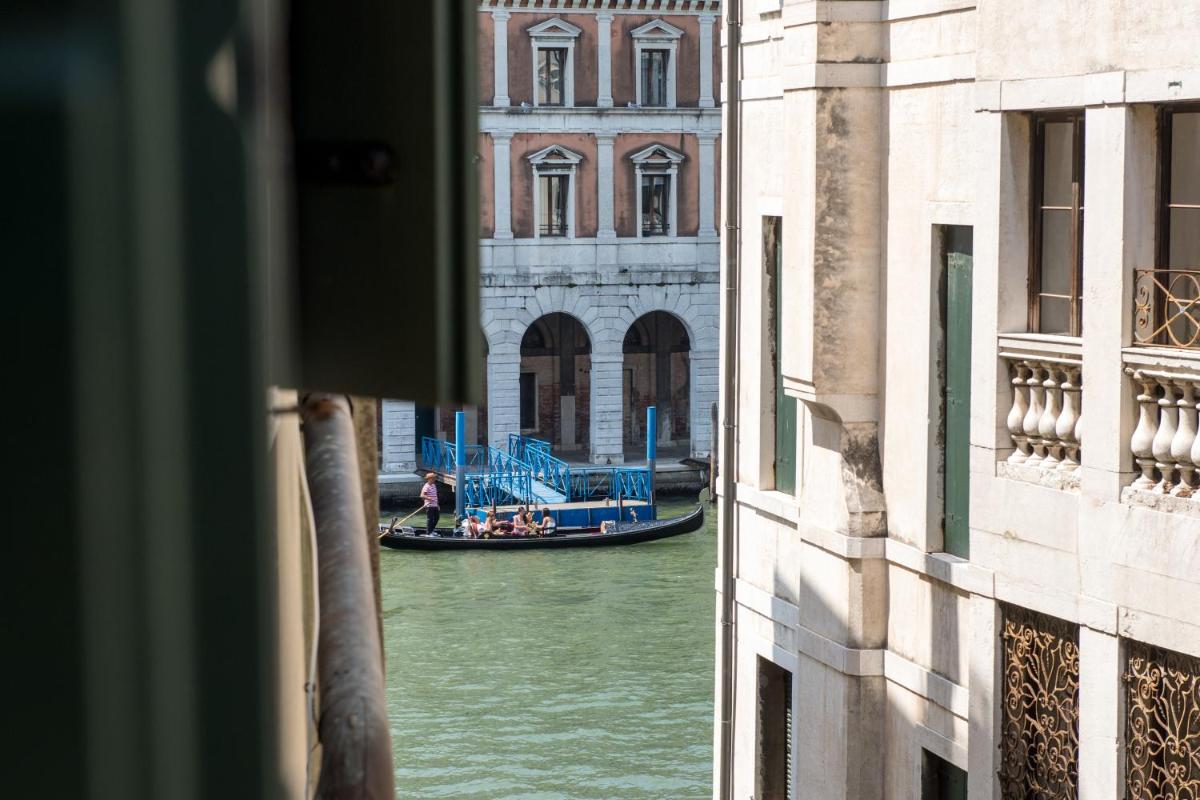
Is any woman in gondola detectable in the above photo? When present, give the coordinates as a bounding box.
[512,507,530,537]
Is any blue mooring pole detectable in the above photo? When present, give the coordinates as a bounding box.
[455,411,466,522]
[646,405,657,509]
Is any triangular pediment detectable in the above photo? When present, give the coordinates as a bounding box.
[629,143,685,166]
[527,17,582,40]
[630,19,685,40]
[527,144,584,166]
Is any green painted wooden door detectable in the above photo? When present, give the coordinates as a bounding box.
[944,228,973,558]
[771,218,797,495]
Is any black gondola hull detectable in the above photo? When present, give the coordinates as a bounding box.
[379,506,704,551]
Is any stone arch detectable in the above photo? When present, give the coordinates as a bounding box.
[518,311,593,455]
[621,311,692,454]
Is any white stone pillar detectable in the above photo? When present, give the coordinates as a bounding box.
[698,132,718,238]
[698,14,716,108]
[597,12,614,108]
[380,399,417,472]
[493,133,513,239]
[487,346,521,453]
[597,134,616,239]
[492,11,510,107]
[1080,105,1155,500]
[967,596,1001,800]
[1078,627,1123,800]
[590,350,625,464]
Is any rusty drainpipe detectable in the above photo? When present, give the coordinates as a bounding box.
[717,0,741,797]
[301,393,394,799]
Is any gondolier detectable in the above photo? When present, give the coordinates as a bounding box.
[421,473,440,535]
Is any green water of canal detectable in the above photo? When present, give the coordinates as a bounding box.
[379,496,716,799]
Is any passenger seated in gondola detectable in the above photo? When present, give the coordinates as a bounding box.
[462,515,482,539]
[512,507,529,537]
[539,509,557,536]
[481,510,497,538]
[526,506,543,537]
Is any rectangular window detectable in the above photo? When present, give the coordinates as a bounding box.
[1137,105,1200,348]
[1030,112,1085,336]
[539,174,569,236]
[537,48,566,106]
[1125,640,1200,798]
[755,656,792,800]
[765,217,796,495]
[519,373,537,430]
[641,174,670,236]
[998,606,1079,799]
[640,49,668,107]
[922,751,967,800]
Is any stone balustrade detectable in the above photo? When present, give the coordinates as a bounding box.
[999,337,1083,488]
[1126,365,1200,497]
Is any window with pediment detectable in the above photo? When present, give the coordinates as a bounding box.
[527,18,581,107]
[630,143,685,238]
[527,144,582,239]
[630,19,683,108]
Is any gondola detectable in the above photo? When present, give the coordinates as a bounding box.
[379,505,704,551]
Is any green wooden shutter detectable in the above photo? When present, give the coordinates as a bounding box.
[944,229,973,558]
[772,218,797,495]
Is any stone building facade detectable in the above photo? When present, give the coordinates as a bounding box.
[717,1,1200,799]
[381,0,722,472]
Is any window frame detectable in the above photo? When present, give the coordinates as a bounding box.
[526,144,582,240]
[1028,111,1086,337]
[629,143,685,239]
[536,47,567,107]
[630,19,683,109]
[639,48,670,107]
[640,173,671,236]
[526,18,580,108]
[537,172,570,237]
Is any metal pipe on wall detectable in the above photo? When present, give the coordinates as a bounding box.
[716,0,742,796]
[301,393,394,799]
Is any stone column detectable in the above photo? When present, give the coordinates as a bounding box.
[492,11,510,107]
[690,345,719,457]
[493,133,513,239]
[1080,105,1155,500]
[1078,627,1123,800]
[487,346,521,453]
[698,14,716,108]
[698,132,718,238]
[589,350,625,464]
[380,399,416,472]
[596,134,616,239]
[597,12,614,108]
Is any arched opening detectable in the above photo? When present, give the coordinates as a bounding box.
[623,311,690,456]
[520,313,591,455]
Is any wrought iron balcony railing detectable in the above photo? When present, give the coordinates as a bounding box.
[1134,268,1200,349]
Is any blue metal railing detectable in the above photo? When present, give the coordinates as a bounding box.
[507,433,552,462]
[421,435,651,506]
[569,467,651,502]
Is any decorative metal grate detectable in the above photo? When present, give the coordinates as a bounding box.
[1125,641,1200,799]
[999,606,1080,800]
[1134,268,1200,349]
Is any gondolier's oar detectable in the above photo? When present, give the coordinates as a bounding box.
[378,506,424,539]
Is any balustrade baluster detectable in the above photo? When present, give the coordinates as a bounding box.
[1152,379,1179,493]
[1171,381,1198,497]
[1039,365,1062,469]
[1023,363,1046,467]
[1007,362,1031,463]
[1057,367,1081,472]
[1130,371,1160,490]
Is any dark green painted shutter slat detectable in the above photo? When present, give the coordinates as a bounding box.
[773,219,797,495]
[944,238,972,558]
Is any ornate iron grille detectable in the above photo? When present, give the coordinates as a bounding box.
[999,606,1080,799]
[1133,268,1200,349]
[1125,641,1200,799]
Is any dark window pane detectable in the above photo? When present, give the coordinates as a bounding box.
[539,174,568,236]
[1042,121,1075,207]
[1171,112,1200,206]
[641,50,668,106]
[1170,207,1200,267]
[641,174,669,235]
[1039,296,1072,335]
[1040,209,1073,295]
[519,373,536,429]
[538,48,565,105]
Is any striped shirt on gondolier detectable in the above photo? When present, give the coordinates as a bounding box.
[421,481,438,508]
